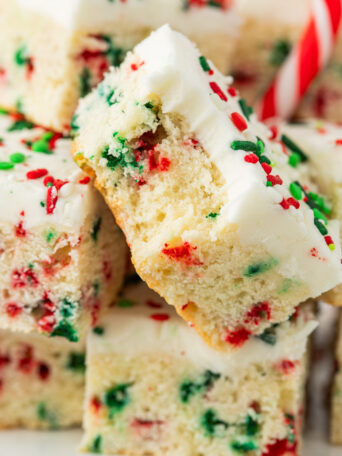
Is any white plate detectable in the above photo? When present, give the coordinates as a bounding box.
[0,303,341,456]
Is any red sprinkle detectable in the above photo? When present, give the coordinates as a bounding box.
[244,153,259,163]
[18,346,34,374]
[159,157,171,171]
[162,242,203,266]
[325,235,334,247]
[79,176,90,184]
[336,139,342,146]
[209,81,228,101]
[267,174,283,186]
[231,111,248,131]
[146,300,162,309]
[227,86,237,97]
[181,303,189,311]
[150,313,170,322]
[14,220,26,237]
[280,197,300,210]
[275,359,298,375]
[26,168,48,180]
[225,327,251,347]
[12,268,39,289]
[6,302,22,318]
[43,175,54,187]
[37,362,50,381]
[261,162,272,175]
[244,302,271,325]
[37,312,56,333]
[90,396,102,414]
[46,186,58,214]
[262,438,297,456]
[269,125,278,140]
[148,148,158,171]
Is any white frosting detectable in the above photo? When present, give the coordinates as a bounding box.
[15,0,239,36]
[88,282,317,374]
[0,113,94,231]
[282,121,342,187]
[235,0,311,25]
[129,25,341,297]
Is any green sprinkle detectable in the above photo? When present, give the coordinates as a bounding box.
[70,114,79,132]
[289,153,301,169]
[66,352,86,373]
[180,370,220,403]
[199,55,211,72]
[269,39,292,66]
[244,258,278,277]
[289,182,302,200]
[257,325,278,345]
[31,139,52,154]
[9,152,25,163]
[245,414,259,436]
[90,435,102,453]
[91,217,102,242]
[60,298,76,318]
[101,35,126,67]
[36,402,58,429]
[206,212,219,219]
[281,135,308,162]
[0,161,14,170]
[308,191,331,215]
[231,141,257,152]
[230,438,258,453]
[7,119,34,132]
[45,229,56,243]
[93,326,105,335]
[259,155,271,165]
[93,280,100,297]
[313,208,327,225]
[314,218,328,235]
[0,108,8,115]
[14,45,29,66]
[239,98,253,120]
[200,409,228,437]
[117,298,134,308]
[79,67,92,97]
[51,320,79,342]
[104,383,133,418]
[40,201,45,207]
[144,101,154,110]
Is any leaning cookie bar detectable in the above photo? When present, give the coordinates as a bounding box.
[73,25,341,351]
[81,280,315,455]
[280,120,342,306]
[0,110,126,341]
[0,0,237,132]
[0,329,85,429]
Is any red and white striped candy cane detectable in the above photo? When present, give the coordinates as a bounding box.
[258,0,342,120]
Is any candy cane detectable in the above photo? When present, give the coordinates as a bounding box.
[258,0,342,120]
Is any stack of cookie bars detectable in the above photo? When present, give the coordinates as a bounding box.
[0,1,342,455]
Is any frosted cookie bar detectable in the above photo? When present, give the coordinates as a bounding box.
[73,25,341,351]
[81,281,315,455]
[281,121,342,306]
[0,329,85,429]
[0,0,238,132]
[0,110,126,341]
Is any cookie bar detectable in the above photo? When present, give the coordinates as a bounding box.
[81,280,316,455]
[280,121,342,306]
[0,329,85,429]
[73,25,341,351]
[0,0,238,132]
[0,110,126,341]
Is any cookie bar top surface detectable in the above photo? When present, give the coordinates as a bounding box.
[77,25,342,297]
[89,281,317,375]
[15,0,238,34]
[0,111,94,231]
